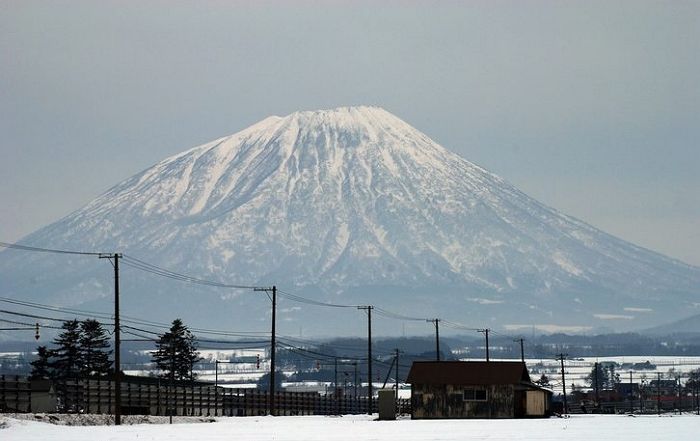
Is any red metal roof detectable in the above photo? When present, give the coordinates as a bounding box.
[407,361,531,385]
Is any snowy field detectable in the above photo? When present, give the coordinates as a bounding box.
[2,414,699,441]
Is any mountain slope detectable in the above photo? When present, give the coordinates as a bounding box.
[1,106,698,335]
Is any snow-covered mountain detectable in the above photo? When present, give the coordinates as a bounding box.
[1,106,698,336]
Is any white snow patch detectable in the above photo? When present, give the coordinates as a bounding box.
[552,251,584,277]
[467,297,504,305]
[594,313,635,320]
[504,324,593,333]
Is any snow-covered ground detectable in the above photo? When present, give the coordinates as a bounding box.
[520,356,700,393]
[2,414,699,441]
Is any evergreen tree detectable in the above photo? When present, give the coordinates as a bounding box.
[535,373,551,388]
[79,319,112,377]
[152,319,201,381]
[586,363,620,389]
[51,319,82,381]
[30,345,54,380]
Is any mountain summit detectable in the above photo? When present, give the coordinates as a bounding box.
[2,106,698,335]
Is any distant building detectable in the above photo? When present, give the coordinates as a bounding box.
[648,379,678,396]
[407,361,552,419]
[615,382,640,397]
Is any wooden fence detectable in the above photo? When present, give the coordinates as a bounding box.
[0,375,410,416]
[0,375,31,412]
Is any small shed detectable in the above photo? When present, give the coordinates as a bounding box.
[407,361,551,419]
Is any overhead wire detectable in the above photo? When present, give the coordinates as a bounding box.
[0,241,104,256]
[441,319,482,332]
[2,240,494,339]
[277,341,366,362]
[120,254,259,290]
[0,297,269,338]
[0,297,116,322]
[0,317,63,330]
[373,307,428,322]
[277,289,358,309]
[0,308,108,325]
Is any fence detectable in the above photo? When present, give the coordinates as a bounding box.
[0,375,31,412]
[0,375,410,417]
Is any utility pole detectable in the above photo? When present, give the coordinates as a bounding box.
[354,362,358,399]
[657,372,661,415]
[358,305,374,415]
[395,348,400,402]
[695,373,699,416]
[696,373,700,416]
[594,362,600,407]
[629,371,634,413]
[254,285,277,416]
[514,338,525,363]
[169,343,175,424]
[335,357,339,415]
[99,253,122,425]
[427,319,441,361]
[478,329,490,362]
[270,285,276,416]
[557,353,568,415]
[334,357,338,393]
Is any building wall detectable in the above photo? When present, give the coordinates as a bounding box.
[525,390,546,416]
[411,383,515,419]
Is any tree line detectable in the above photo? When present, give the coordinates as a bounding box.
[30,318,200,382]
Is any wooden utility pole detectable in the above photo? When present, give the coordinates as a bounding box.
[657,372,661,415]
[99,253,122,425]
[169,342,175,424]
[478,329,490,362]
[270,285,276,416]
[427,319,441,361]
[358,306,374,414]
[678,376,682,415]
[514,338,525,362]
[395,348,400,401]
[557,353,568,415]
[254,285,277,415]
[335,357,339,415]
[353,362,358,398]
[629,371,634,413]
[594,362,600,406]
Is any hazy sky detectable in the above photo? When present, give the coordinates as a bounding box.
[1,0,699,265]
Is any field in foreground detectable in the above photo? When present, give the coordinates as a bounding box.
[2,414,699,441]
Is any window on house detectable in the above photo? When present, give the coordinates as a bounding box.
[463,388,488,401]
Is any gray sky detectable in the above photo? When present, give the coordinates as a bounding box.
[1,0,699,265]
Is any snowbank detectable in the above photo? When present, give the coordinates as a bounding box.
[2,413,699,441]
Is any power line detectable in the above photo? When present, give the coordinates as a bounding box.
[441,319,481,332]
[0,297,268,338]
[373,307,427,322]
[0,297,116,322]
[0,317,62,330]
[120,255,258,290]
[277,341,366,362]
[277,290,358,309]
[120,327,270,347]
[3,241,517,340]
[0,241,103,256]
[0,308,106,325]
[3,241,482,334]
